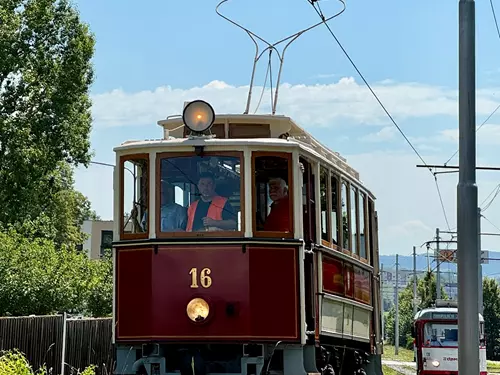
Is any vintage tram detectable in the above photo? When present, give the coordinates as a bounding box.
[112,100,383,375]
[412,300,487,375]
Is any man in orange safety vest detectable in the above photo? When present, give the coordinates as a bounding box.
[186,172,237,232]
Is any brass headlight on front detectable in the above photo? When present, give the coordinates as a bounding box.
[186,297,210,322]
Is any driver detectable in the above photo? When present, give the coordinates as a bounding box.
[186,172,237,231]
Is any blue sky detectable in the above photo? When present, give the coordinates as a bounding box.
[73,0,500,255]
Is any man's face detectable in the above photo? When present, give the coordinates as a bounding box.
[198,177,215,197]
[269,179,286,201]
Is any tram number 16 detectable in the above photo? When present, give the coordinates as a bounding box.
[189,267,212,288]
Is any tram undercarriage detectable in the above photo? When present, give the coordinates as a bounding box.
[115,338,378,375]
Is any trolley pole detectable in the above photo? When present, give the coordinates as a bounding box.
[458,0,480,374]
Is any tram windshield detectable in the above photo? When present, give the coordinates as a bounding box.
[423,322,458,347]
[157,152,242,234]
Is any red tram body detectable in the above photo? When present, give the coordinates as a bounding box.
[117,245,300,341]
[112,102,383,375]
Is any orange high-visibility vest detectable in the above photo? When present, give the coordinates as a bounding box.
[186,196,228,231]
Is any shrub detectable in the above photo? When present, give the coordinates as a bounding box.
[0,350,96,375]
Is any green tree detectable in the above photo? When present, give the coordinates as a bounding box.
[483,277,500,360]
[0,0,95,238]
[11,162,99,248]
[0,228,111,317]
[385,271,448,348]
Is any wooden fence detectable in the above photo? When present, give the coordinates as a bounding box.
[0,315,114,375]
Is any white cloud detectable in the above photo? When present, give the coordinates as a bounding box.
[346,151,500,255]
[77,78,500,256]
[439,124,500,146]
[90,77,500,129]
[360,126,396,142]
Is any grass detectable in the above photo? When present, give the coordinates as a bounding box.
[382,365,405,375]
[382,344,414,362]
[381,344,500,373]
[488,360,500,372]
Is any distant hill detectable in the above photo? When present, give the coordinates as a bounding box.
[379,251,500,277]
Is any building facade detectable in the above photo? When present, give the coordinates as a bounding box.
[80,220,114,259]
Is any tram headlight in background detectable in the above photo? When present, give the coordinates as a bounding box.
[183,100,215,134]
[186,297,210,322]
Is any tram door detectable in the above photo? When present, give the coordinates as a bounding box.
[301,158,317,337]
[300,157,316,244]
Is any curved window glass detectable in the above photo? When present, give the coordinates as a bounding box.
[120,154,149,240]
[252,152,293,237]
[157,152,243,236]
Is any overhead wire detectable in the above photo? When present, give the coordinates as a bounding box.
[442,0,500,166]
[307,0,452,231]
[482,214,500,233]
[443,104,500,166]
[490,0,500,40]
[481,184,500,212]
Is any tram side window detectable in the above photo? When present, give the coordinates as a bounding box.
[367,198,375,264]
[359,193,367,260]
[341,181,349,250]
[320,167,329,243]
[121,155,149,237]
[300,158,316,243]
[350,185,358,255]
[331,174,339,245]
[157,153,242,234]
[254,153,292,234]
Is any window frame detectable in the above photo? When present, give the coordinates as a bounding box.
[330,171,342,252]
[119,153,150,241]
[358,191,369,263]
[251,151,294,239]
[100,230,114,257]
[341,178,351,254]
[350,184,359,259]
[368,198,376,266]
[320,166,331,247]
[155,151,245,238]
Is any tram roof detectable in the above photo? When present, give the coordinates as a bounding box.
[414,306,484,322]
[114,113,376,198]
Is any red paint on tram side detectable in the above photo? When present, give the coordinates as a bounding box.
[115,245,299,342]
[115,248,154,338]
[322,255,371,305]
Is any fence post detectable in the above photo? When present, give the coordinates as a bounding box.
[61,312,67,375]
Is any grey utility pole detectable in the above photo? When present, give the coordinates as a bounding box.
[413,246,417,315]
[381,263,385,341]
[436,228,441,300]
[458,0,480,374]
[394,254,399,355]
[478,207,483,315]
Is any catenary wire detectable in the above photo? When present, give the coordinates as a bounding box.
[307,0,452,231]
[307,1,430,171]
[443,103,500,166]
[443,0,500,165]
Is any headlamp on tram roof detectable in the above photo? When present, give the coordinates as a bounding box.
[186,297,210,323]
[183,100,215,134]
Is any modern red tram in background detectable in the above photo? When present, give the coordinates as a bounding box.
[112,100,383,375]
[412,300,487,375]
